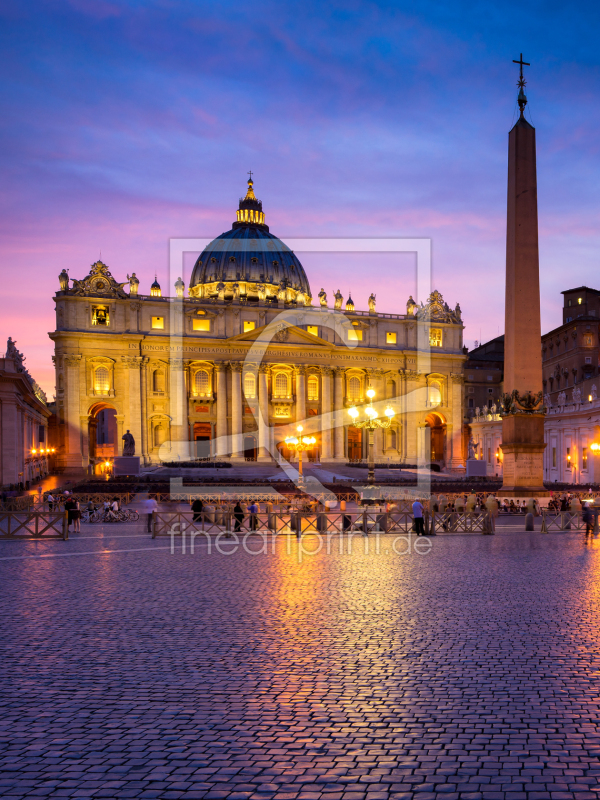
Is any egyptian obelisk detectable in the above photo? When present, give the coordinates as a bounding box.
[501,55,547,497]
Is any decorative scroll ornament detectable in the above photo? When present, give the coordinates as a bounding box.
[70,261,129,299]
[415,290,462,323]
[499,389,545,416]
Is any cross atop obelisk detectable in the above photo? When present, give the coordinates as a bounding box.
[513,53,530,116]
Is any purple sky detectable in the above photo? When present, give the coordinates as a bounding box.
[2,0,600,396]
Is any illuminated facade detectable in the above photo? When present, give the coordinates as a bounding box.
[50,179,467,473]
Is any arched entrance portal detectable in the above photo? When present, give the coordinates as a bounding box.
[425,413,446,464]
[193,422,212,459]
[244,435,257,461]
[88,403,117,473]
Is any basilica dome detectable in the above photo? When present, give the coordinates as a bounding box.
[189,177,312,303]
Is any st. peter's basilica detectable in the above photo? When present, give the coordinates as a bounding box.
[50,178,467,473]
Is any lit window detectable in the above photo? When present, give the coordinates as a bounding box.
[307,325,319,337]
[95,367,109,394]
[348,376,361,401]
[194,370,210,396]
[583,447,588,469]
[153,369,165,393]
[244,373,256,399]
[428,383,442,406]
[152,316,164,330]
[347,329,363,341]
[244,321,256,333]
[429,328,442,347]
[307,376,319,400]
[386,332,397,344]
[193,319,211,332]
[274,372,288,397]
[92,306,109,326]
[578,297,582,304]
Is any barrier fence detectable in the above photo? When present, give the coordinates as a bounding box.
[0,511,68,540]
[151,509,496,538]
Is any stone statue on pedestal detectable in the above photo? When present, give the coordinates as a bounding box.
[318,288,327,307]
[467,438,479,460]
[333,289,343,310]
[368,293,376,314]
[122,430,135,456]
[59,269,69,291]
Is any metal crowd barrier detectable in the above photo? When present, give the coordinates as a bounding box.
[150,509,494,538]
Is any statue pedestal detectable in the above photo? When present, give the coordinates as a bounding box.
[113,456,140,477]
[466,459,487,478]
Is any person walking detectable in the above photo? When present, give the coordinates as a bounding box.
[64,496,77,532]
[233,501,245,533]
[248,500,259,531]
[191,497,204,526]
[71,498,81,533]
[583,503,594,541]
[412,498,425,536]
[144,495,158,533]
[47,493,55,512]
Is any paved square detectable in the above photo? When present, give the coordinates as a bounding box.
[1,529,600,799]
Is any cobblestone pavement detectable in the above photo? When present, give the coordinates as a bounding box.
[1,529,600,800]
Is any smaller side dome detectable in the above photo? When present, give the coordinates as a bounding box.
[150,277,161,297]
[345,294,355,312]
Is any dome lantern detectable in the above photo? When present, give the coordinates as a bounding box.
[234,172,267,230]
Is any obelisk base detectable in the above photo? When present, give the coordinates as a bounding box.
[500,415,548,497]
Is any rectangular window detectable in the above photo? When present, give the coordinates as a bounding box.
[38,425,45,443]
[243,320,256,333]
[429,328,442,347]
[583,447,588,470]
[347,329,363,341]
[585,356,592,364]
[386,332,397,344]
[151,316,164,330]
[307,325,319,337]
[468,398,474,408]
[552,447,556,468]
[468,387,474,393]
[487,375,493,381]
[567,446,571,468]
[488,388,493,394]
[193,319,211,332]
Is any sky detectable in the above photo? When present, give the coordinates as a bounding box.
[2,0,600,396]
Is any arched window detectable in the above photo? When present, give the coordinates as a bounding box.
[307,375,319,401]
[274,372,288,398]
[389,429,397,450]
[244,372,256,399]
[348,376,361,401]
[153,369,165,393]
[387,379,396,399]
[154,424,166,447]
[58,374,63,391]
[428,382,442,407]
[194,370,210,396]
[95,366,109,394]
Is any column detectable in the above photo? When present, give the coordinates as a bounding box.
[258,365,271,461]
[449,374,465,471]
[295,365,306,424]
[371,369,385,459]
[215,363,228,457]
[321,367,333,460]
[140,357,149,463]
[169,357,189,460]
[333,367,345,460]
[230,362,243,459]
[123,356,143,462]
[64,354,83,470]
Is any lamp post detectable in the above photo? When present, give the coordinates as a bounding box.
[284,425,316,488]
[348,387,395,485]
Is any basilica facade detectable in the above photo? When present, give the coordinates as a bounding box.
[50,179,467,474]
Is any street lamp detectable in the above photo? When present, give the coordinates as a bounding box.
[348,387,395,485]
[284,425,316,487]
